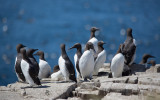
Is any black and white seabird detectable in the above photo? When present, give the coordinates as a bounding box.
[15,44,26,82]
[139,54,155,68]
[111,44,125,78]
[79,42,95,81]
[93,41,106,75]
[121,28,136,66]
[87,27,99,53]
[20,48,41,86]
[34,51,51,79]
[51,65,63,81]
[69,43,82,80]
[26,49,39,76]
[58,44,77,82]
[147,60,156,66]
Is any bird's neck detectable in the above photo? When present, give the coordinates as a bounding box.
[90,31,95,39]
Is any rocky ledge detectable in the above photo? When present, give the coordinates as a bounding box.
[1,63,160,100]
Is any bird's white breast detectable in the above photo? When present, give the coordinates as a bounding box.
[79,50,94,78]
[21,59,35,86]
[51,70,63,81]
[58,56,69,80]
[38,59,51,79]
[93,50,106,75]
[88,37,98,52]
[111,53,125,78]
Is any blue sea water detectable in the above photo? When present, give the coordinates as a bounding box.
[0,0,160,86]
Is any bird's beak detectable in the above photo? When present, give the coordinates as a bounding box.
[150,56,155,58]
[103,42,106,44]
[95,28,99,31]
[34,49,38,51]
[68,46,75,50]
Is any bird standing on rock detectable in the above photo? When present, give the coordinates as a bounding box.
[15,44,26,82]
[79,42,95,81]
[34,51,51,79]
[121,28,136,66]
[111,44,125,78]
[20,48,41,86]
[93,41,106,75]
[69,43,82,80]
[58,44,77,82]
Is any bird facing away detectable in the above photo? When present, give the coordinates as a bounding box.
[93,41,106,75]
[111,44,125,78]
[58,44,77,82]
[121,28,136,66]
[15,44,26,82]
[34,51,51,79]
[87,27,99,53]
[26,48,39,76]
[69,43,82,80]
[79,42,95,81]
[20,48,41,86]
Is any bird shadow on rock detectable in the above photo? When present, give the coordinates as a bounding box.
[21,85,50,89]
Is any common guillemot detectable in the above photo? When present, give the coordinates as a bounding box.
[20,48,41,86]
[79,42,95,81]
[58,44,77,82]
[93,41,106,75]
[111,44,125,78]
[121,28,136,66]
[69,43,82,80]
[34,51,51,79]
[15,44,26,82]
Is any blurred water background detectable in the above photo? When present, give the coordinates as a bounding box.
[0,0,160,86]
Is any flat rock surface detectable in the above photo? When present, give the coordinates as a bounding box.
[0,79,76,100]
[1,63,160,100]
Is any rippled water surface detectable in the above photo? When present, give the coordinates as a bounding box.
[0,0,160,86]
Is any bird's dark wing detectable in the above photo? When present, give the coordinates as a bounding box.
[29,64,41,85]
[124,43,136,65]
[29,57,39,76]
[65,59,77,82]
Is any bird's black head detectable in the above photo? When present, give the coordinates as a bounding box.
[69,43,81,50]
[85,42,95,52]
[142,54,155,63]
[98,41,106,47]
[53,65,60,73]
[26,49,38,57]
[34,51,44,56]
[16,44,26,53]
[90,27,99,32]
[90,27,99,38]
[127,28,133,38]
[143,54,155,60]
